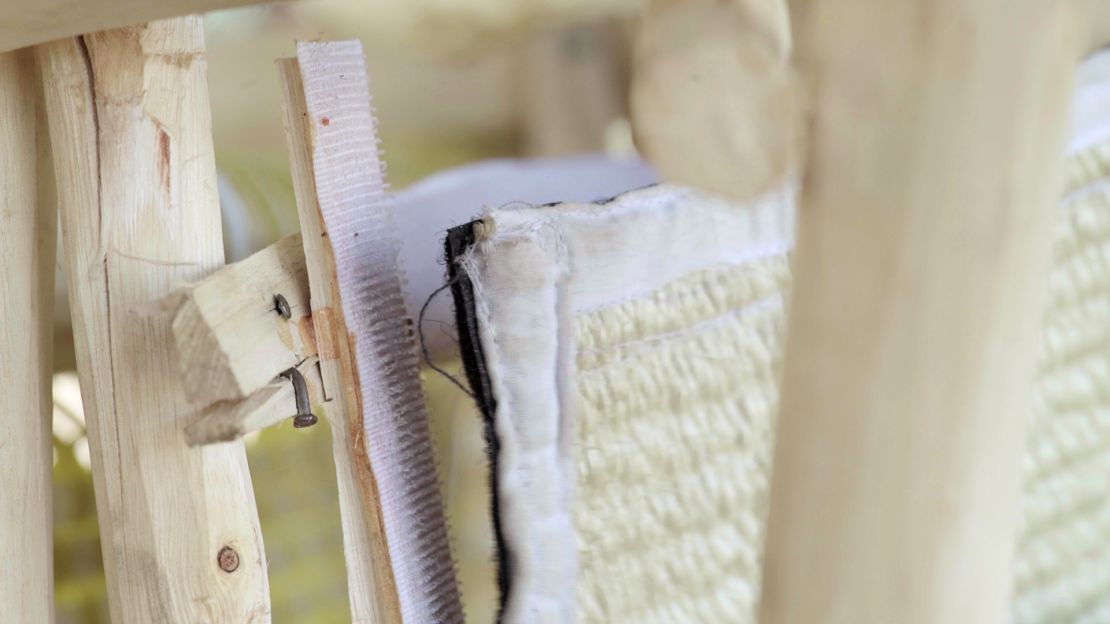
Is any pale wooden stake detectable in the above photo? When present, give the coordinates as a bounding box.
[760,1,1085,623]
[36,19,270,622]
[277,57,402,624]
[0,48,55,623]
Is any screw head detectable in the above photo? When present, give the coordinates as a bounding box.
[274,294,292,320]
[217,546,240,573]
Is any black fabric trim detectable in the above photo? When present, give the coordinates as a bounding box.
[444,222,510,618]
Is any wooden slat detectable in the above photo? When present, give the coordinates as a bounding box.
[0,48,55,623]
[277,56,402,624]
[760,1,1085,623]
[170,231,315,407]
[1,0,273,54]
[35,19,271,622]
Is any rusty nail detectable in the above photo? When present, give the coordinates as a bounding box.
[280,366,318,428]
[274,294,291,320]
[217,546,240,573]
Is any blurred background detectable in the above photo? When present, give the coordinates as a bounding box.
[50,1,644,621]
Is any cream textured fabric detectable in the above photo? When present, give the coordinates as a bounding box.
[1012,57,1110,621]
[575,258,790,623]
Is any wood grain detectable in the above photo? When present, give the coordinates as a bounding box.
[36,19,270,622]
[760,1,1085,623]
[277,56,402,624]
[0,48,55,623]
[170,232,315,407]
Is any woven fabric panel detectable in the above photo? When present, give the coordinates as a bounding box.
[573,257,790,623]
[1013,141,1110,623]
[568,139,1110,623]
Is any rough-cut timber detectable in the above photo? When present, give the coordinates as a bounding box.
[760,1,1086,623]
[170,232,315,407]
[0,48,55,623]
[36,19,271,622]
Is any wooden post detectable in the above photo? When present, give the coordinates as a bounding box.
[170,232,315,406]
[760,1,1085,623]
[36,18,271,622]
[0,48,55,623]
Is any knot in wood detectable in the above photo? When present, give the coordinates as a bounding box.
[217,545,240,573]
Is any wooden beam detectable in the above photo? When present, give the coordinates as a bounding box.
[1,0,273,54]
[170,231,315,407]
[760,1,1085,623]
[277,55,402,624]
[36,19,270,621]
[0,48,55,623]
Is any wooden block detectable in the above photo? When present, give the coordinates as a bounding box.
[169,231,316,407]
[760,1,1085,623]
[0,48,55,623]
[1,0,274,54]
[35,19,270,622]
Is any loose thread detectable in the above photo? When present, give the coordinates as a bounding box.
[418,278,475,399]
